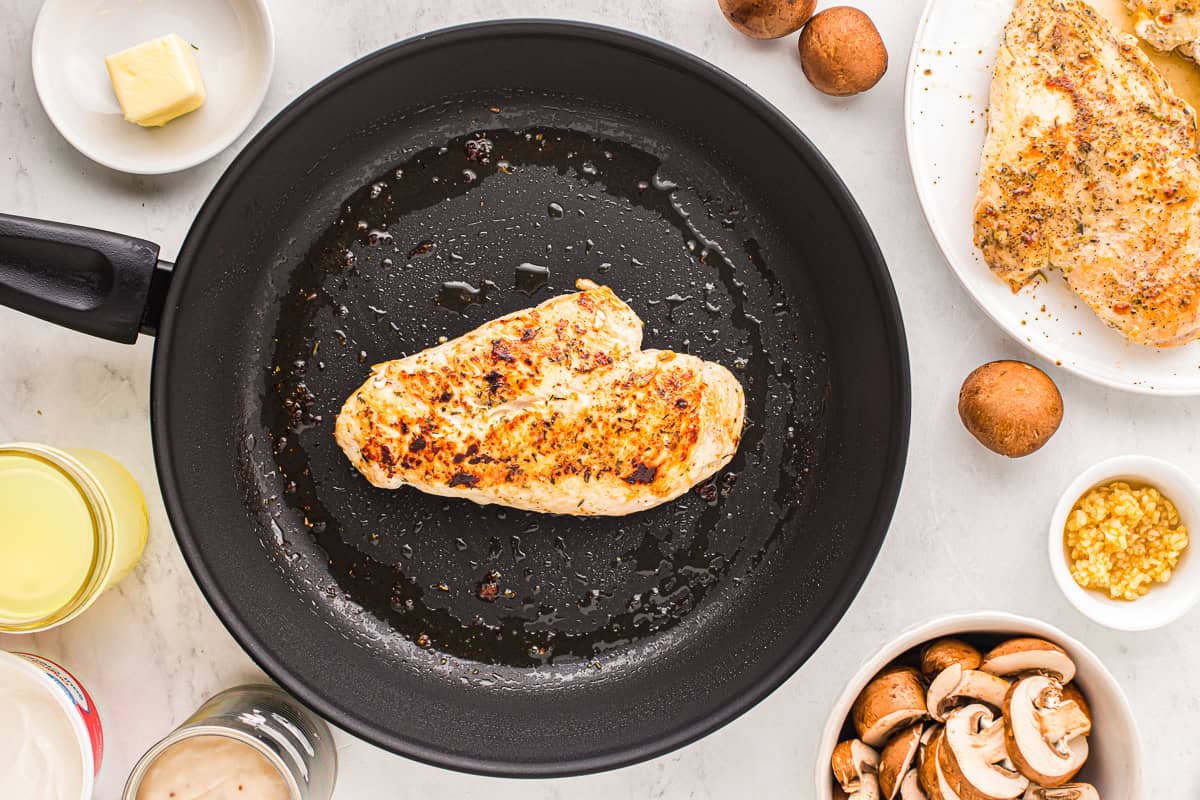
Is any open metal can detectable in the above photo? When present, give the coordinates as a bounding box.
[123,684,336,800]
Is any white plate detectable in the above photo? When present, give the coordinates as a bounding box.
[905,0,1200,395]
[32,0,274,174]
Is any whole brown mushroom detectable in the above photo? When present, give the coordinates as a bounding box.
[719,0,817,39]
[798,7,888,96]
[958,361,1063,458]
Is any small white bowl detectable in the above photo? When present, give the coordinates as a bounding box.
[1049,455,1200,631]
[31,0,274,174]
[815,612,1144,799]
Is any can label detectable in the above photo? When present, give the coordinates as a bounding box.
[15,653,104,774]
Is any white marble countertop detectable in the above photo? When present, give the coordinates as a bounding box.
[1,0,1197,797]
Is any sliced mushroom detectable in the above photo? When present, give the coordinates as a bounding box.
[980,639,1076,683]
[1003,676,1091,786]
[917,728,963,800]
[1059,684,1092,726]
[922,639,983,680]
[1023,784,1099,800]
[920,724,940,750]
[926,663,1012,722]
[853,666,929,747]
[833,739,882,800]
[880,724,925,799]
[916,724,937,776]
[939,704,1029,800]
[900,768,930,800]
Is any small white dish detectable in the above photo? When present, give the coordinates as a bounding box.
[1049,455,1200,631]
[31,0,275,174]
[815,612,1144,799]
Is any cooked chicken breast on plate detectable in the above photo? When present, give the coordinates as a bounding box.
[1129,1,1200,61]
[335,279,745,516]
[975,0,1200,347]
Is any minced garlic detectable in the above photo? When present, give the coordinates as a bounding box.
[1064,481,1189,601]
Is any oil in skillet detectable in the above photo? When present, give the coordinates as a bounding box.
[262,119,822,668]
[513,262,550,295]
[435,280,498,314]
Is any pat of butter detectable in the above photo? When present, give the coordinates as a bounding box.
[105,34,206,127]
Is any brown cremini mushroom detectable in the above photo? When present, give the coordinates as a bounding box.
[899,768,930,800]
[938,705,1029,800]
[852,665,929,747]
[980,639,1076,684]
[833,738,882,800]
[880,724,925,800]
[798,7,888,96]
[1023,784,1099,800]
[919,723,939,751]
[958,362,1063,458]
[917,728,963,800]
[926,663,1012,722]
[1003,676,1091,787]
[1059,684,1092,726]
[718,0,816,38]
[848,636,1094,800]
[921,639,983,681]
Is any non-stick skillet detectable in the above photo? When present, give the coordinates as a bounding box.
[0,22,908,776]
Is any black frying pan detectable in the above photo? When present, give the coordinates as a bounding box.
[0,22,908,776]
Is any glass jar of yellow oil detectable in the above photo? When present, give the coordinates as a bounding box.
[0,443,148,633]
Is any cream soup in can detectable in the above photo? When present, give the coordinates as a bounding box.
[124,684,336,800]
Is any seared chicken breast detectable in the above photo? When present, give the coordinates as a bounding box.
[334,279,745,516]
[1129,1,1200,61]
[975,0,1200,346]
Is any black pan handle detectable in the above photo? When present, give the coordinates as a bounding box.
[0,213,174,344]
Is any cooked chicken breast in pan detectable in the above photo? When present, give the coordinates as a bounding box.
[975,0,1200,346]
[335,279,745,515]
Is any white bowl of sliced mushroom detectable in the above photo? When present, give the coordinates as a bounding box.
[816,612,1143,800]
